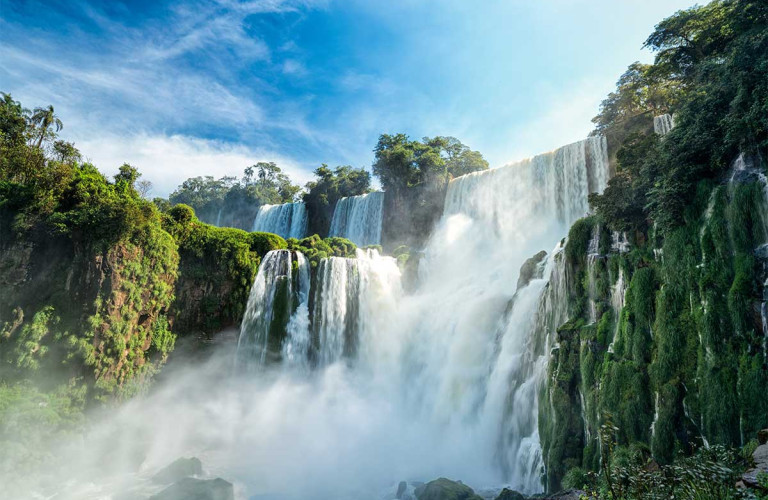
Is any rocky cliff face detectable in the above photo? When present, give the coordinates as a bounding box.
[538,167,768,490]
[0,207,284,399]
[0,219,178,398]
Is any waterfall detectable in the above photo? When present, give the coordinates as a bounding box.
[329,192,385,247]
[236,250,310,368]
[611,231,629,253]
[444,136,608,242]
[312,248,402,367]
[252,202,308,239]
[608,267,627,352]
[653,114,675,136]
[586,225,601,324]
[227,136,609,498]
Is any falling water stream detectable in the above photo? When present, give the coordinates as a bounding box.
[252,202,308,239]
[233,137,610,497]
[23,137,610,500]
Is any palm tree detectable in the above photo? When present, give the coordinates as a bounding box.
[30,105,63,148]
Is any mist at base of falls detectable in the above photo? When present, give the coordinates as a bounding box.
[11,137,609,500]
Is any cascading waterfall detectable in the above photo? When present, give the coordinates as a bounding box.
[608,267,627,352]
[252,202,308,239]
[236,250,310,368]
[329,192,385,247]
[586,224,601,324]
[312,248,402,366]
[228,136,609,498]
[653,114,675,135]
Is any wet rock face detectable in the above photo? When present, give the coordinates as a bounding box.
[149,477,234,500]
[516,250,548,291]
[152,457,203,484]
[414,478,483,500]
[493,488,525,500]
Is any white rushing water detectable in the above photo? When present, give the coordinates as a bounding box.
[653,113,675,136]
[237,250,311,368]
[231,136,610,496]
[252,202,308,239]
[329,192,385,247]
[27,137,609,500]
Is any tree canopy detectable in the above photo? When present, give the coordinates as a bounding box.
[372,134,488,193]
[590,0,768,233]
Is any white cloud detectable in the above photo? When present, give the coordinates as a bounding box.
[74,133,315,197]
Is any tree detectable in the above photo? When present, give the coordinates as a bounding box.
[52,140,81,164]
[303,164,372,236]
[29,105,63,149]
[137,180,153,199]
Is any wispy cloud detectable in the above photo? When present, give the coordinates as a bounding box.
[77,132,314,197]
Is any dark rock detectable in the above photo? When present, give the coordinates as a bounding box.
[397,481,408,499]
[517,251,548,291]
[150,477,234,500]
[743,443,768,488]
[755,443,768,467]
[494,488,525,500]
[758,428,768,445]
[152,457,204,484]
[414,478,483,500]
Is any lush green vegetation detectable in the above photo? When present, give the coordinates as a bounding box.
[541,1,768,495]
[372,134,489,247]
[167,162,301,230]
[0,94,284,405]
[301,164,372,236]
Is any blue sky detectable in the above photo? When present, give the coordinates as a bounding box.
[1,0,699,196]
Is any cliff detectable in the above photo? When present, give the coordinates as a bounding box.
[538,166,768,490]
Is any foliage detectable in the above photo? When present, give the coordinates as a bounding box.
[286,234,356,269]
[163,205,286,335]
[590,0,768,234]
[167,162,301,229]
[302,164,371,236]
[0,380,86,478]
[372,134,488,193]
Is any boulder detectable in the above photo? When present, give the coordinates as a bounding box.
[517,251,548,291]
[742,443,768,489]
[758,428,768,445]
[152,457,203,484]
[414,478,483,500]
[494,488,525,500]
[397,481,408,499]
[150,477,234,500]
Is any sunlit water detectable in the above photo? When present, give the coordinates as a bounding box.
[15,138,609,500]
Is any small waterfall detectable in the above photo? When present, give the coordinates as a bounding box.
[653,114,675,136]
[312,248,402,366]
[215,208,222,227]
[587,225,601,324]
[608,267,627,352]
[236,250,310,368]
[483,242,567,492]
[252,202,308,239]
[611,231,629,253]
[329,192,385,247]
